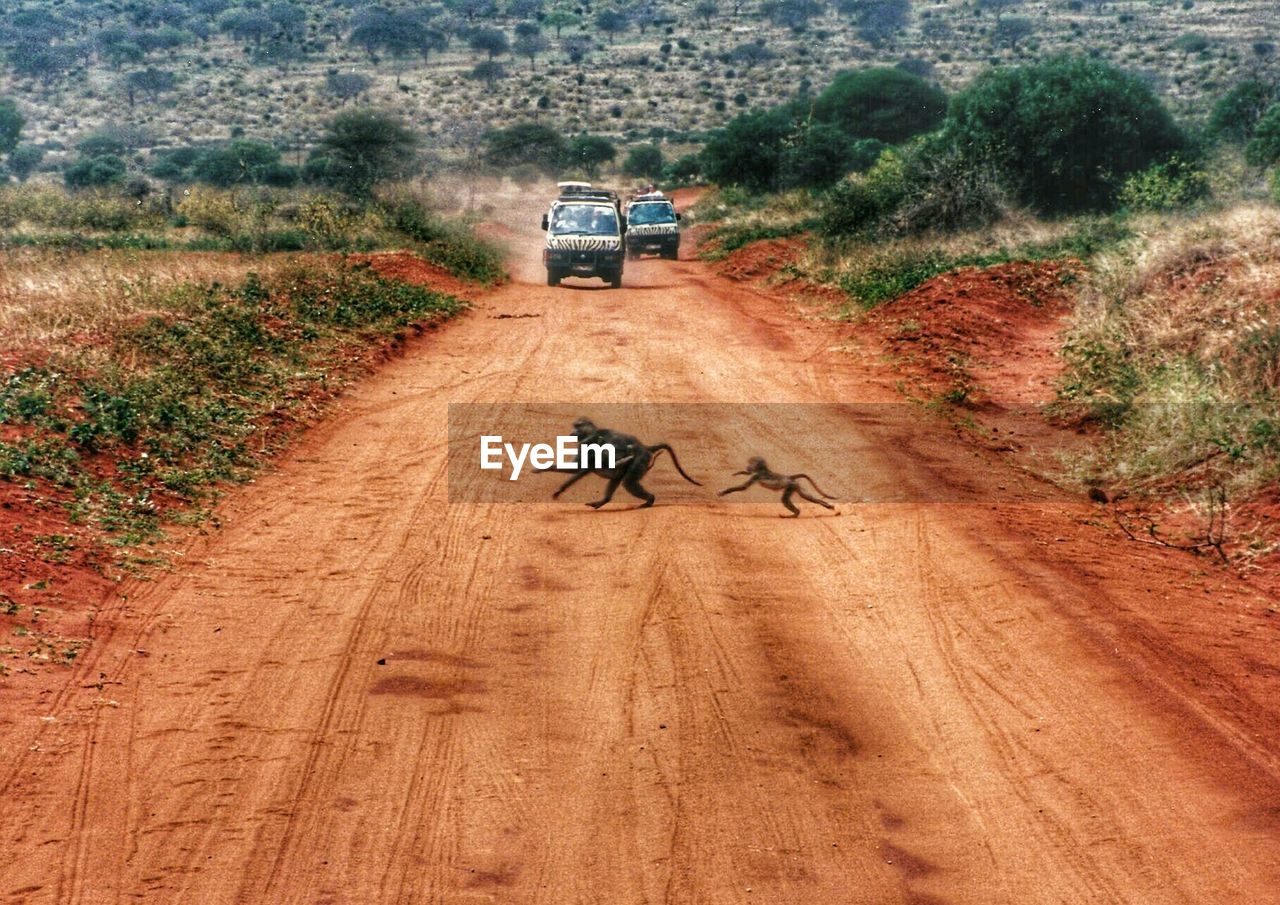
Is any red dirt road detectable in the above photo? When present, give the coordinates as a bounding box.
[2,191,1279,904]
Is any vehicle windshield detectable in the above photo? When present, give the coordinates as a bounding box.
[628,203,676,225]
[550,205,618,236]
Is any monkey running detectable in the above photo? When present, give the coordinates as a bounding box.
[718,456,837,517]
[543,417,702,509]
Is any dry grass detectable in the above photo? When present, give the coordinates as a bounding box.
[0,249,291,349]
[1072,204,1280,395]
[1060,204,1280,500]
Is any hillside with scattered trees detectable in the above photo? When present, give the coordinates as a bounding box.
[0,0,1277,189]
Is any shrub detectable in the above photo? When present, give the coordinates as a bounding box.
[819,149,908,237]
[622,144,664,180]
[944,56,1190,213]
[1207,80,1276,143]
[317,108,419,198]
[1118,155,1210,211]
[701,107,794,191]
[191,140,287,187]
[778,122,856,189]
[0,98,25,155]
[662,153,702,185]
[7,144,44,181]
[1245,104,1280,168]
[812,67,947,144]
[848,138,890,173]
[175,187,243,237]
[894,140,1011,233]
[65,155,128,189]
[482,122,567,175]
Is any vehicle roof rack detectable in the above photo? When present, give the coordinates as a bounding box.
[557,187,620,203]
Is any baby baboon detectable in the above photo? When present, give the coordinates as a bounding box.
[546,417,702,509]
[718,456,837,517]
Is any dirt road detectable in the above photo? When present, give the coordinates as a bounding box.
[2,191,1279,904]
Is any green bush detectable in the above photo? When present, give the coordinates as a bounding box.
[778,122,856,189]
[1207,80,1276,143]
[622,144,664,180]
[662,153,702,185]
[482,122,567,175]
[1118,155,1210,211]
[819,150,908,237]
[944,56,1190,213]
[811,67,947,143]
[701,107,795,191]
[1245,104,1280,168]
[191,140,296,187]
[65,155,128,189]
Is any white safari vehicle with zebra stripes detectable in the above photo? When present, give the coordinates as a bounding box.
[540,183,627,289]
[624,191,681,260]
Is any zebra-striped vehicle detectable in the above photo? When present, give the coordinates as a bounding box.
[540,183,627,289]
[624,191,681,260]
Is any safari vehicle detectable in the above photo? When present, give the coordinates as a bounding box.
[623,191,681,260]
[541,183,626,288]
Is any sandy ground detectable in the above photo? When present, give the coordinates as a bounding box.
[1,189,1278,904]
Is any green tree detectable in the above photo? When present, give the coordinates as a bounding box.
[7,144,44,181]
[0,99,25,156]
[65,154,128,189]
[1245,105,1280,168]
[701,107,795,190]
[123,68,176,109]
[622,144,664,179]
[469,27,510,59]
[514,27,549,68]
[544,9,581,37]
[317,108,419,197]
[845,0,911,47]
[1208,80,1276,143]
[594,8,630,44]
[812,68,946,143]
[483,122,567,174]
[469,60,508,87]
[779,122,854,188]
[191,140,286,186]
[993,17,1034,49]
[944,55,1189,212]
[567,134,617,177]
[663,153,702,184]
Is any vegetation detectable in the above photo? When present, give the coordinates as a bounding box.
[3,0,1271,190]
[943,56,1190,214]
[1,261,465,542]
[1058,207,1280,503]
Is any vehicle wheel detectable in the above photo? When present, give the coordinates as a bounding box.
[662,246,679,260]
[547,269,561,287]
[608,269,623,289]
[626,248,639,260]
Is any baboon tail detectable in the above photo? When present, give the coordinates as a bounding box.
[794,474,836,499]
[650,444,702,486]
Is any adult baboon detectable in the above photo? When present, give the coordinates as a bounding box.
[718,456,837,517]
[546,417,701,509]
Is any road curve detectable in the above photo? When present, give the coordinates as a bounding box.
[2,189,1278,905]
